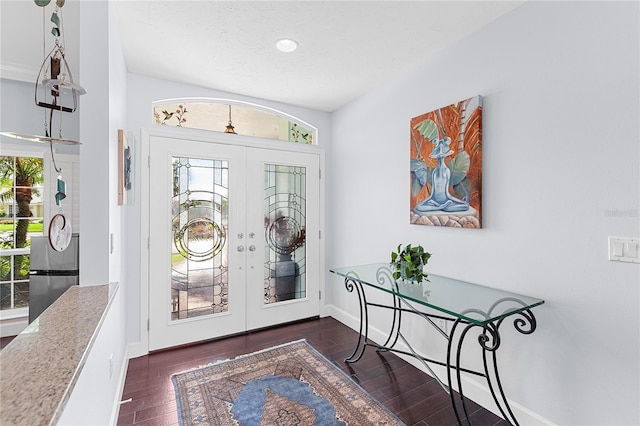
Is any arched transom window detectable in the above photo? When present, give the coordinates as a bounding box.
[152,99,316,144]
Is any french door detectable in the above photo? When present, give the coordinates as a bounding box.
[148,135,320,350]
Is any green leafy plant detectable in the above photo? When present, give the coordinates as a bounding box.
[390,244,431,283]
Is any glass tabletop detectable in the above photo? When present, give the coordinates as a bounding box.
[330,263,544,326]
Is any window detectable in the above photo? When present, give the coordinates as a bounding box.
[152,99,317,144]
[0,155,44,311]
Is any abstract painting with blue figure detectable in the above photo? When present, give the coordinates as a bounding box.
[409,95,482,228]
[414,136,469,213]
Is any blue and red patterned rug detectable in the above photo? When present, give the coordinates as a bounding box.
[171,340,404,425]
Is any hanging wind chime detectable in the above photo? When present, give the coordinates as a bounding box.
[0,0,86,250]
[39,0,83,251]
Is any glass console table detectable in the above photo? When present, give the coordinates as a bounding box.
[330,263,544,426]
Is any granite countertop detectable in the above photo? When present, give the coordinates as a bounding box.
[0,283,118,426]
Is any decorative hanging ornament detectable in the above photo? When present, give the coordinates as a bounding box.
[224,104,237,134]
[34,1,85,120]
[34,0,66,7]
[31,0,78,252]
[55,174,66,206]
[48,173,71,251]
[48,213,72,252]
[0,0,85,146]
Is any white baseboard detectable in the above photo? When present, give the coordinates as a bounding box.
[324,304,554,426]
[127,341,148,359]
[109,346,130,425]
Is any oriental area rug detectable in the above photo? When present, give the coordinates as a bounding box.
[171,340,405,425]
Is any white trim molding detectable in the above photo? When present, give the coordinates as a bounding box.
[0,61,39,83]
[0,312,28,337]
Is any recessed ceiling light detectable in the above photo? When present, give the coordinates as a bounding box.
[276,38,299,53]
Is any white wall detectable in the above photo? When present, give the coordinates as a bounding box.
[326,2,639,425]
[108,0,128,290]
[124,74,332,355]
[79,1,109,285]
[67,1,128,422]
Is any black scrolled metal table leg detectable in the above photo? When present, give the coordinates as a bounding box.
[478,323,509,425]
[377,266,402,350]
[481,309,538,426]
[447,319,470,425]
[344,276,369,363]
[447,319,482,426]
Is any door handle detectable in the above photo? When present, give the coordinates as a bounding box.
[248,245,256,252]
[237,246,245,252]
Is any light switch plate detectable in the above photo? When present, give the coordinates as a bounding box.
[608,236,640,263]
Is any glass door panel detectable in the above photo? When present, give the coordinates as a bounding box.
[264,164,307,304]
[171,157,229,320]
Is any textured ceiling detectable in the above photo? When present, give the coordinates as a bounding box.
[113,1,526,112]
[0,1,526,112]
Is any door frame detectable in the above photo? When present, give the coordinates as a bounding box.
[138,126,325,354]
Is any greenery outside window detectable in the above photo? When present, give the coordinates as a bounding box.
[0,155,44,311]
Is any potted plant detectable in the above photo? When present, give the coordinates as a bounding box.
[390,244,431,283]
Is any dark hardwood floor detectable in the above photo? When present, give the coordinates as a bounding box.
[118,317,507,426]
[0,335,15,350]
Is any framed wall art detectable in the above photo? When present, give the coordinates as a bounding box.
[117,129,132,205]
[410,95,483,228]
